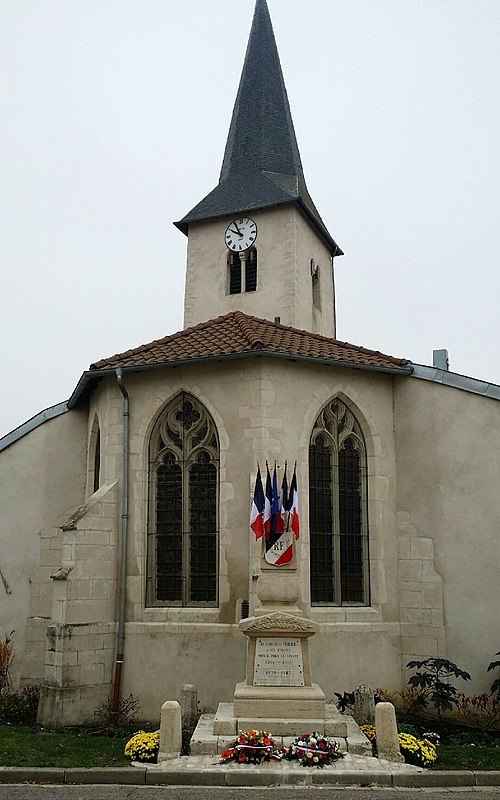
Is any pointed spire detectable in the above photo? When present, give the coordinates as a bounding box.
[219,0,304,183]
[175,0,341,255]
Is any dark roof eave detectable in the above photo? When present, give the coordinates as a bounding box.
[68,350,412,409]
[0,401,70,453]
[295,197,343,256]
[174,197,342,256]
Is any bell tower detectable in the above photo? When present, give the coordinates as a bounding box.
[175,0,342,337]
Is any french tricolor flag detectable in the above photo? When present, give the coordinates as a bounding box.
[265,465,293,566]
[288,465,300,540]
[250,466,265,540]
[263,465,272,539]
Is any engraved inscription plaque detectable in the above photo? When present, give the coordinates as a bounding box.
[253,637,304,686]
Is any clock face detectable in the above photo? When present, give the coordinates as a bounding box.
[224,217,257,251]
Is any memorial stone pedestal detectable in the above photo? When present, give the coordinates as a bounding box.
[232,610,326,731]
[212,568,346,737]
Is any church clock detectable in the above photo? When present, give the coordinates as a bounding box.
[224,217,257,251]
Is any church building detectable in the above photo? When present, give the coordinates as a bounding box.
[1,0,499,727]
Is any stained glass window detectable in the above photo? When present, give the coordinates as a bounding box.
[148,394,219,606]
[309,399,369,605]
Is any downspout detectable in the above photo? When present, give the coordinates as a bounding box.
[112,368,129,710]
[331,254,337,339]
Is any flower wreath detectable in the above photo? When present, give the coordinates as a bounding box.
[285,732,344,767]
[220,730,283,764]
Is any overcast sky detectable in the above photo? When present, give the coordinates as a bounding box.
[1,0,499,437]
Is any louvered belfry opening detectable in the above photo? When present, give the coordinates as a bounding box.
[245,248,257,292]
[148,393,219,606]
[309,398,369,605]
[228,249,257,295]
[229,252,242,294]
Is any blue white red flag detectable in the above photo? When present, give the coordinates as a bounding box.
[265,464,293,566]
[250,466,265,540]
[263,465,272,539]
[288,466,300,540]
[272,465,285,535]
[280,464,288,531]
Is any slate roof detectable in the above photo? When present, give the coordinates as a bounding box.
[175,0,342,255]
[89,311,410,372]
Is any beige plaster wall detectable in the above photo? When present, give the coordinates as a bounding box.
[11,357,499,722]
[183,205,335,337]
[122,623,245,716]
[86,357,403,717]
[0,409,87,680]
[394,377,500,693]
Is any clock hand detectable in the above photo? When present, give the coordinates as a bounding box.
[231,221,243,236]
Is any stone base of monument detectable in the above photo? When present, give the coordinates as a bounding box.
[230,681,330,733]
[189,574,372,758]
[189,704,371,757]
[213,699,347,737]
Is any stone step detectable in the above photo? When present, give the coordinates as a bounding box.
[190,712,370,758]
[213,700,347,736]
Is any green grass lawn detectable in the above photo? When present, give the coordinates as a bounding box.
[1,725,499,770]
[0,726,129,768]
[431,744,500,771]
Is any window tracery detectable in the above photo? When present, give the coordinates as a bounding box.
[147,393,219,606]
[309,398,369,605]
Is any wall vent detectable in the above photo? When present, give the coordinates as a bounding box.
[240,599,250,619]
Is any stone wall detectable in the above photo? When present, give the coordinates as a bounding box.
[80,359,405,718]
[9,353,499,724]
[397,513,445,671]
[34,483,119,726]
[184,205,335,337]
[395,377,500,691]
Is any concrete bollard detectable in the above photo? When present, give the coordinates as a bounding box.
[180,684,198,753]
[158,700,182,761]
[375,701,404,762]
[353,685,375,725]
[180,684,198,729]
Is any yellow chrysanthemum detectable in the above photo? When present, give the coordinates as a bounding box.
[124,731,160,762]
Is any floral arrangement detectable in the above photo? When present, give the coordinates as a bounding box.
[285,732,343,767]
[124,730,160,762]
[359,725,437,768]
[220,730,283,764]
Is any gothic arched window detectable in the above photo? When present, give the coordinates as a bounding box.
[87,414,101,497]
[147,393,219,606]
[309,398,369,605]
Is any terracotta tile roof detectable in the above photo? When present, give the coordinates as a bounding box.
[89,311,410,372]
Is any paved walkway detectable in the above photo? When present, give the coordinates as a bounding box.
[0,754,499,787]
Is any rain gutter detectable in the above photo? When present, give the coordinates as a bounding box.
[112,368,129,710]
[410,363,500,400]
[68,351,413,409]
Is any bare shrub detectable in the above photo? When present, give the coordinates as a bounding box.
[376,686,429,722]
[0,632,14,692]
[455,692,500,732]
[93,693,142,729]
